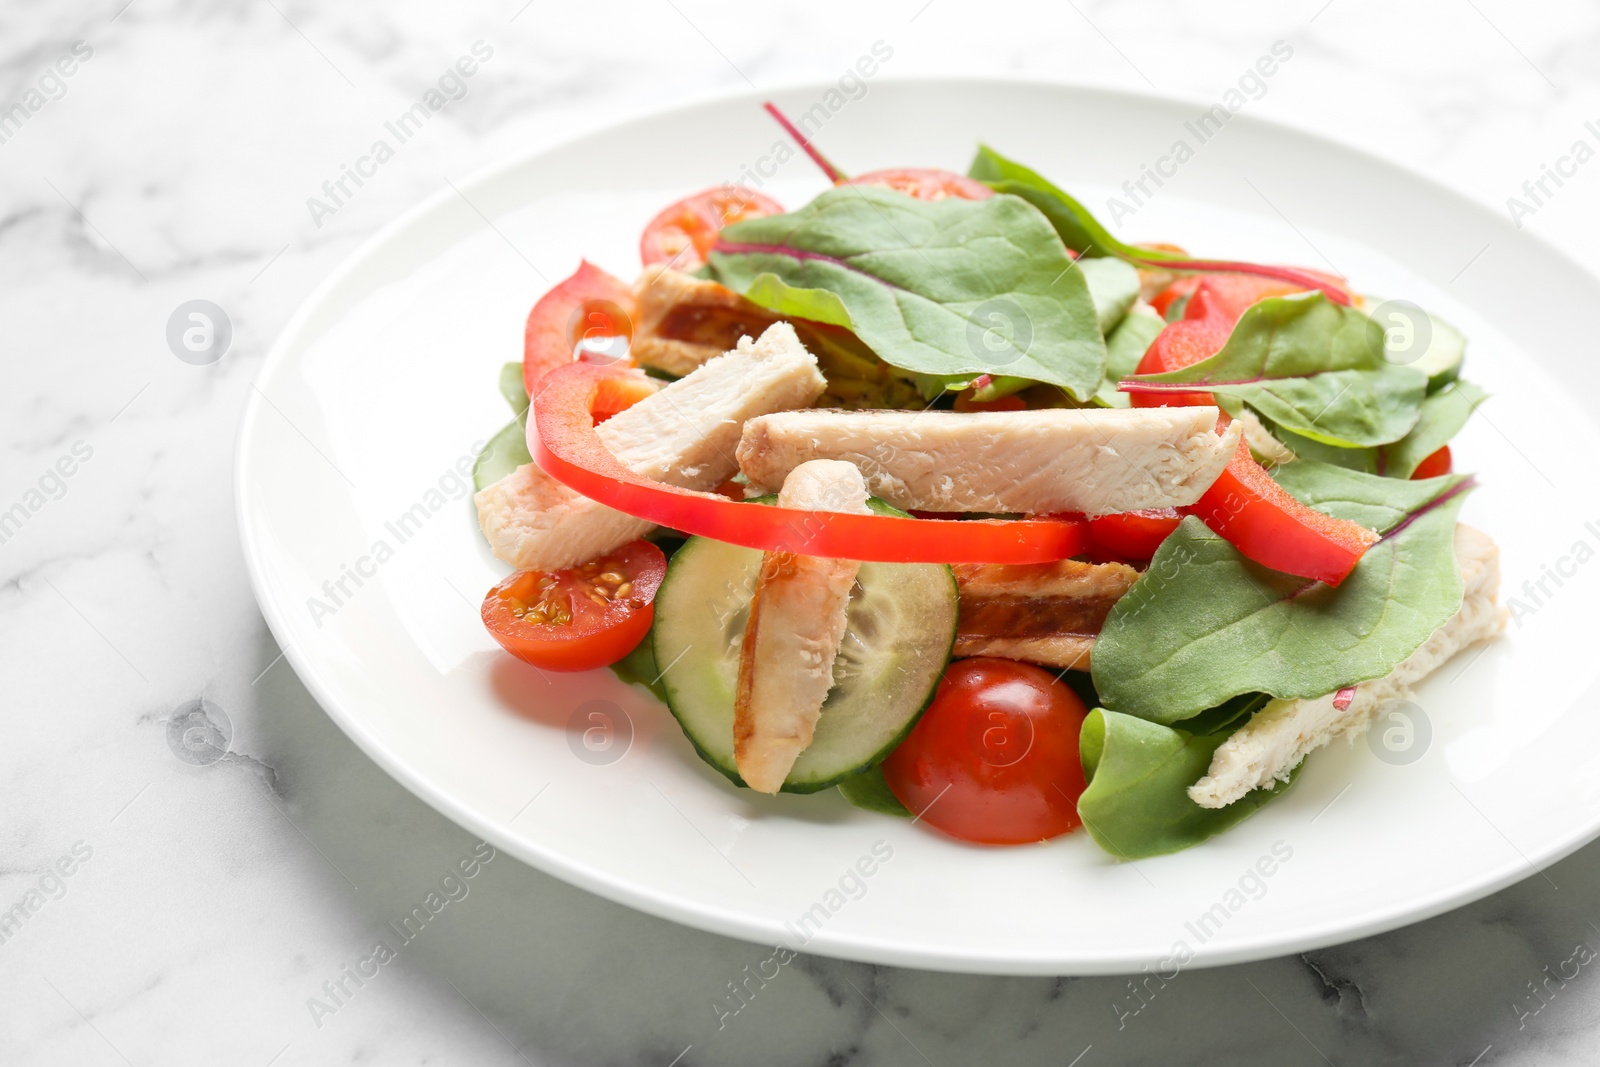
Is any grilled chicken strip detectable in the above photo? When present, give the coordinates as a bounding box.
[631,266,923,409]
[475,322,826,572]
[1188,524,1506,809]
[738,407,1244,515]
[953,558,1141,670]
[631,266,785,378]
[734,460,873,794]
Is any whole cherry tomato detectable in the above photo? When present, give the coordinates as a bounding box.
[883,658,1089,845]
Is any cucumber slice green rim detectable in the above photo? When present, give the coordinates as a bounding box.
[652,499,957,795]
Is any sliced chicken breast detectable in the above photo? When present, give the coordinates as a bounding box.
[475,322,827,572]
[631,266,785,377]
[952,558,1141,670]
[1188,524,1506,808]
[734,460,872,794]
[737,407,1244,515]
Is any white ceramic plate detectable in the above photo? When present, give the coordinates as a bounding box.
[237,79,1600,975]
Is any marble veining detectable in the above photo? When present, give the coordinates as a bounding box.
[4,0,1600,1064]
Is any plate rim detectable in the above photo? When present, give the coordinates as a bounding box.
[235,75,1600,975]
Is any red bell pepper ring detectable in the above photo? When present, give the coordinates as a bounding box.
[1187,435,1379,586]
[530,362,1090,564]
[523,260,636,401]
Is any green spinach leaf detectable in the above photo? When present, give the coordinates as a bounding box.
[498,361,530,420]
[610,635,669,704]
[1258,380,1487,477]
[708,185,1108,400]
[912,257,1141,401]
[967,144,1125,258]
[1128,292,1428,448]
[1092,466,1473,723]
[473,364,534,492]
[1077,709,1299,859]
[837,765,913,817]
[1094,303,1166,407]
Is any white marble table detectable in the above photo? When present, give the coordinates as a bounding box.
[5,1,1600,1063]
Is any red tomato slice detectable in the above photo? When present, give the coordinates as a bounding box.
[481,541,666,672]
[640,186,785,271]
[882,658,1089,845]
[1088,508,1182,562]
[524,261,636,401]
[845,167,995,202]
[1410,445,1452,480]
[1186,436,1379,587]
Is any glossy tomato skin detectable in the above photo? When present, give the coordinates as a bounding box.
[882,658,1089,845]
[846,168,995,202]
[481,541,666,672]
[640,187,785,271]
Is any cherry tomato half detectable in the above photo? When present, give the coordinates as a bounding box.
[845,168,995,202]
[1410,445,1453,480]
[882,658,1089,845]
[1088,508,1182,562]
[640,187,785,271]
[481,541,666,672]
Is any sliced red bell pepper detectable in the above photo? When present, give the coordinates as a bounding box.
[531,362,1090,564]
[1149,270,1348,323]
[1127,277,1379,585]
[1088,508,1182,563]
[523,261,635,400]
[1128,283,1239,409]
[1187,435,1378,586]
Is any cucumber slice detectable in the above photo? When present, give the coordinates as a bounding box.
[1364,296,1465,391]
[652,503,957,794]
[1415,314,1466,392]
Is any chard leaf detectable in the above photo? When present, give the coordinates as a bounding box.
[1078,709,1299,859]
[1091,465,1473,723]
[708,185,1107,400]
[912,257,1141,401]
[967,144,1123,258]
[1380,380,1486,477]
[1094,303,1165,408]
[1128,292,1428,447]
[1261,380,1487,477]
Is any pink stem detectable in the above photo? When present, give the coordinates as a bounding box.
[1130,255,1353,307]
[763,101,847,184]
